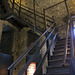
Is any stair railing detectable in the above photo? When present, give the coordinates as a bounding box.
[70,17,75,75]
[7,23,57,75]
[63,0,70,65]
[4,0,54,31]
[70,18,75,57]
[63,19,70,65]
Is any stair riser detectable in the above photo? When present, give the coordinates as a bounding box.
[47,67,70,74]
[49,60,70,66]
[52,55,63,60]
[53,50,70,55]
[55,44,70,48]
[56,42,70,45]
[56,42,70,46]
[51,55,70,60]
[54,46,70,50]
[57,38,70,41]
[56,39,70,43]
[53,51,64,55]
[43,73,71,75]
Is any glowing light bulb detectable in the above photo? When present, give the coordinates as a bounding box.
[27,62,36,75]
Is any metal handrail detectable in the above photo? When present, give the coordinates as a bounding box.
[63,0,70,65]
[12,0,54,20]
[8,23,55,70]
[44,0,68,10]
[9,0,54,21]
[63,20,70,65]
[70,20,74,57]
[14,2,53,23]
[18,27,56,75]
[7,0,54,31]
[34,33,57,75]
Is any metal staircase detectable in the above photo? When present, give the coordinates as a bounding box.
[44,38,71,75]
[0,0,75,75]
[0,0,54,32]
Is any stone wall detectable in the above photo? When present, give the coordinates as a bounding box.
[10,0,74,39]
[12,27,31,75]
[0,0,75,74]
[1,25,14,55]
[12,27,43,75]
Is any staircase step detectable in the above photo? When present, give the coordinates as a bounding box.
[51,53,70,60]
[43,73,70,75]
[53,49,70,55]
[55,43,70,47]
[56,42,70,46]
[54,45,70,50]
[47,65,70,74]
[54,47,70,51]
[57,37,70,41]
[56,41,70,45]
[57,38,70,42]
[49,58,70,66]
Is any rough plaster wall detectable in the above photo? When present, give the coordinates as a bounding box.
[12,27,31,75]
[41,36,48,74]
[8,0,75,38]
[1,0,75,74]
[0,20,4,42]
[20,0,74,38]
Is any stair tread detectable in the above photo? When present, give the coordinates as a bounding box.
[49,59,63,62]
[47,64,70,68]
[55,46,70,49]
[57,38,70,41]
[57,39,70,42]
[52,53,70,57]
[49,58,70,62]
[45,38,71,75]
[54,49,70,53]
[57,37,70,40]
[56,41,70,44]
[54,48,70,51]
[43,73,70,75]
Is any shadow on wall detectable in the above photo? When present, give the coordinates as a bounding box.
[0,53,13,75]
[0,24,15,55]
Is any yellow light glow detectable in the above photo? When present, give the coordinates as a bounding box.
[15,0,20,3]
[27,62,36,75]
[72,0,75,4]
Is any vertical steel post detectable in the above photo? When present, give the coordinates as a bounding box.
[12,0,14,13]
[70,21,73,57]
[72,21,75,56]
[64,0,69,17]
[63,0,70,65]
[8,69,13,75]
[19,0,21,17]
[43,9,46,30]
[43,9,50,64]
[33,0,36,32]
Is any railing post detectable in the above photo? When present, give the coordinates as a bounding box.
[12,0,14,13]
[8,69,13,75]
[43,9,46,30]
[70,21,74,57]
[33,0,36,32]
[72,21,75,57]
[19,0,21,18]
[43,9,50,64]
[63,0,70,66]
[63,22,69,65]
[64,0,69,17]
